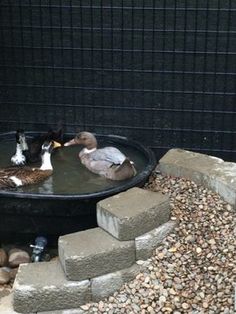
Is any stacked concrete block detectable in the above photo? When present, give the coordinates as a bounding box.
[159,148,236,208]
[13,260,90,313]
[135,220,178,260]
[97,187,170,240]
[91,263,143,302]
[58,227,136,281]
[13,187,173,313]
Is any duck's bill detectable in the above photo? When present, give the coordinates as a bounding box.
[64,138,77,147]
[52,141,62,148]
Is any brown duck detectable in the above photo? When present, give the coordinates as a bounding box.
[64,131,136,181]
[1,140,61,189]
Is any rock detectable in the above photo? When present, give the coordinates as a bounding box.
[0,249,8,267]
[185,235,195,243]
[0,268,10,284]
[196,247,202,254]
[9,268,18,280]
[8,249,30,268]
[157,252,165,259]
[202,301,209,308]
[159,295,166,305]
[168,247,177,253]
[208,238,216,245]
[169,288,176,295]
[0,287,11,298]
[182,302,190,309]
[80,304,90,310]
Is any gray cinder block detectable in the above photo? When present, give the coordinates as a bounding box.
[91,264,143,302]
[97,187,170,240]
[135,220,178,260]
[13,260,90,313]
[159,148,236,208]
[59,227,135,281]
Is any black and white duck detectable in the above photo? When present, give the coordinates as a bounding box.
[64,131,136,181]
[0,140,61,189]
[11,129,28,166]
[11,127,63,165]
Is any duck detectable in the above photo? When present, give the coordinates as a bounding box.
[1,140,61,189]
[64,131,137,181]
[11,129,28,166]
[11,126,63,165]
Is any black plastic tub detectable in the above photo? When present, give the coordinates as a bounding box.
[0,132,156,245]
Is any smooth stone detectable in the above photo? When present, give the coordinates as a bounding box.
[9,268,18,280]
[0,268,11,284]
[0,249,8,267]
[8,249,30,268]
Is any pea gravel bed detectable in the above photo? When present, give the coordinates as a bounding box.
[81,172,236,314]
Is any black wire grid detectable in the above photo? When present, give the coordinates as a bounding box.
[0,0,235,160]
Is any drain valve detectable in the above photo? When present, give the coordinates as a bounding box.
[30,236,48,262]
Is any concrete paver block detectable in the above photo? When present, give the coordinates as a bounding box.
[59,227,135,281]
[135,220,178,260]
[159,148,236,208]
[13,260,90,313]
[97,187,170,240]
[91,264,142,302]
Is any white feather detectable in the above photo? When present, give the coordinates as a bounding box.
[9,176,23,187]
[40,152,52,170]
[83,148,96,154]
[11,144,26,165]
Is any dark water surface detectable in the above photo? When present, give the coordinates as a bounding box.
[0,140,147,195]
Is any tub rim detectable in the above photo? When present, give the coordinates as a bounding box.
[0,131,156,200]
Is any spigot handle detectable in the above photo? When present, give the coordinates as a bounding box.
[30,244,44,250]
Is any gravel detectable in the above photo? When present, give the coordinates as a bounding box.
[82,172,236,313]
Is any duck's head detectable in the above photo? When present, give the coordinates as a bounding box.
[42,125,63,143]
[16,129,28,151]
[40,140,61,170]
[64,132,97,150]
[41,140,62,154]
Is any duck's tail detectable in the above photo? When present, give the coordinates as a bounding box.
[114,158,137,180]
[0,176,17,189]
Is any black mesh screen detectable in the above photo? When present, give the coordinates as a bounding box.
[0,0,236,160]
